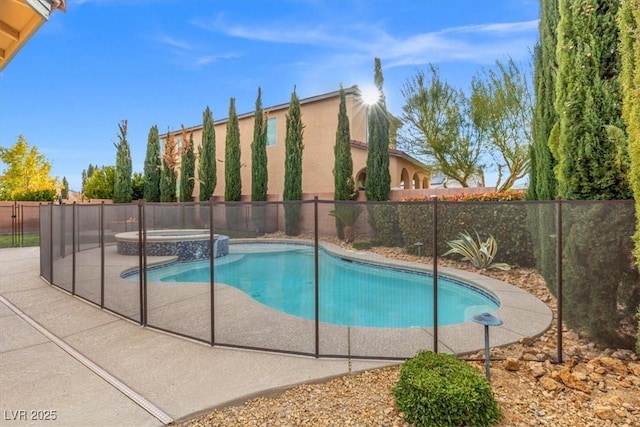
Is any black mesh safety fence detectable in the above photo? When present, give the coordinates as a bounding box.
[38,198,638,359]
[102,203,141,322]
[560,200,639,351]
[74,204,102,304]
[39,205,52,281]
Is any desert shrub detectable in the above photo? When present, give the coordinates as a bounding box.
[443,230,511,270]
[394,351,500,427]
[329,204,362,243]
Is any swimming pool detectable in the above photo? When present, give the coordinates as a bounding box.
[138,242,499,328]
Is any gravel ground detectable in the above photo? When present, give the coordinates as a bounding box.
[175,243,640,427]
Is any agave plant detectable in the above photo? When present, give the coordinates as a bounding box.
[329,205,362,243]
[443,230,511,270]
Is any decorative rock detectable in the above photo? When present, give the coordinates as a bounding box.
[529,363,546,378]
[504,358,520,371]
[596,357,629,376]
[557,368,591,393]
[540,376,561,391]
[593,405,616,420]
[611,349,634,360]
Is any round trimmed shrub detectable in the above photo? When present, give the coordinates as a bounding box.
[393,351,500,427]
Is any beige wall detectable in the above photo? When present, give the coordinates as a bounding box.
[167,87,428,201]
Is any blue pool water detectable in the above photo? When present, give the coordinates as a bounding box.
[141,243,499,328]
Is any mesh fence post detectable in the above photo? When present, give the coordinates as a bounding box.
[72,202,76,295]
[19,203,23,247]
[49,203,53,281]
[556,197,563,364]
[432,195,438,353]
[138,200,145,325]
[100,201,105,309]
[210,197,215,345]
[314,196,319,358]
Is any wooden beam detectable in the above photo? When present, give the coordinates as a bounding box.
[0,20,20,41]
[0,47,5,60]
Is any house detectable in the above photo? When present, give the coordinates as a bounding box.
[0,0,66,71]
[162,86,430,201]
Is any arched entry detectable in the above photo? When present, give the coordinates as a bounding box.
[400,168,410,189]
[356,168,367,190]
[412,173,421,189]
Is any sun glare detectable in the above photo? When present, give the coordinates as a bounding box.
[360,85,380,105]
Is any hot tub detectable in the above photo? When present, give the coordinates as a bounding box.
[115,229,229,260]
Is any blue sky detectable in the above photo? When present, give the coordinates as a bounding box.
[0,0,539,191]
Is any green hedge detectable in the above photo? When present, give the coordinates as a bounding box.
[397,191,535,267]
[13,189,57,202]
[371,204,402,246]
[393,351,500,427]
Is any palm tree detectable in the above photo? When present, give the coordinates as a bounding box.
[329,205,362,243]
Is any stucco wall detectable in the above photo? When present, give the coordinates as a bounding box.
[167,87,428,201]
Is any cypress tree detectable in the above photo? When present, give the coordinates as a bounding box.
[225,98,242,201]
[554,0,639,349]
[81,169,87,194]
[143,125,162,202]
[113,119,133,203]
[618,0,640,265]
[251,88,268,201]
[251,88,269,232]
[199,106,216,201]
[61,177,69,199]
[160,130,178,202]
[555,0,630,200]
[283,87,304,236]
[529,0,559,200]
[365,58,391,201]
[179,125,195,202]
[334,86,355,201]
[82,164,95,194]
[333,86,356,239]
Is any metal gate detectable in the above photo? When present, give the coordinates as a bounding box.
[0,202,42,248]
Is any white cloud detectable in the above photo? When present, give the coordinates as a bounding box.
[197,15,537,67]
[155,34,193,51]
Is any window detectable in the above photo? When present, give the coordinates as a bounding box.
[267,117,277,146]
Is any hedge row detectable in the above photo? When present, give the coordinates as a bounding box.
[372,191,536,268]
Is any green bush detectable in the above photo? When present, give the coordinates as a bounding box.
[352,240,372,250]
[393,351,500,427]
[371,203,403,247]
[13,189,57,202]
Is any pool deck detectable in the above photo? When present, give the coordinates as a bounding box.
[0,243,552,426]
